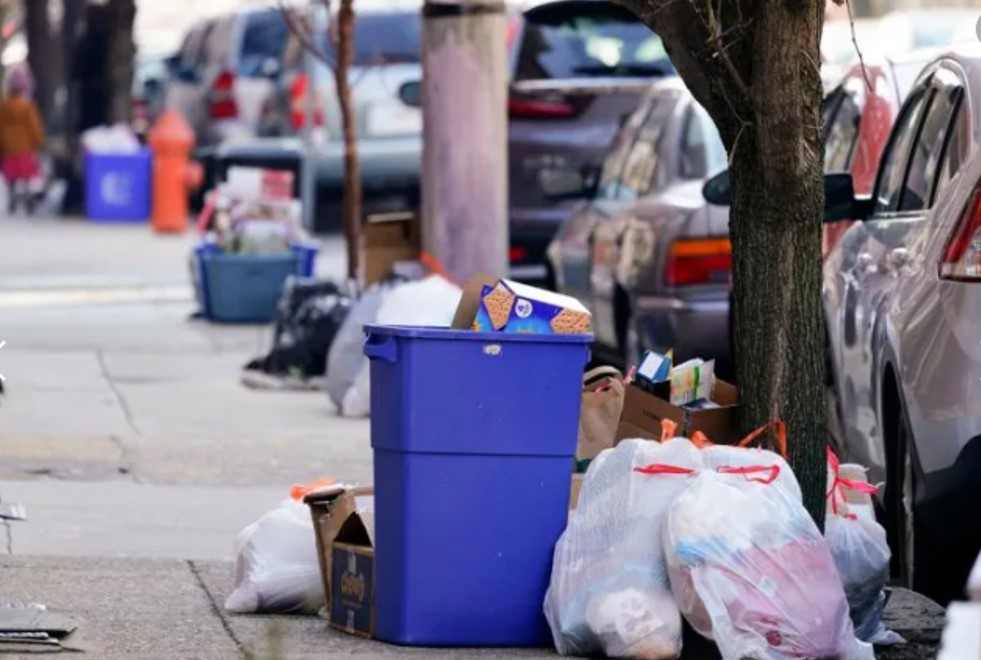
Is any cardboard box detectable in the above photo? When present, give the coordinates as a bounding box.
[452,274,590,334]
[362,212,420,286]
[304,486,373,612]
[329,511,375,638]
[617,379,739,444]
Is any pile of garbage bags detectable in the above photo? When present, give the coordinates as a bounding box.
[547,434,899,660]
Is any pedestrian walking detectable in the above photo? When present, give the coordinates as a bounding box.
[0,67,45,215]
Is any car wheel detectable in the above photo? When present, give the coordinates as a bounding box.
[888,404,925,590]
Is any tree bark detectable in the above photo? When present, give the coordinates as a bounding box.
[332,0,362,281]
[61,0,84,159]
[420,0,508,283]
[615,0,828,523]
[23,0,55,124]
[105,0,136,125]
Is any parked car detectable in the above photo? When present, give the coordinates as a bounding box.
[821,49,936,257]
[207,4,423,233]
[547,77,728,368]
[507,0,674,285]
[823,43,981,602]
[165,8,290,146]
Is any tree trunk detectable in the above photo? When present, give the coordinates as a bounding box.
[613,0,828,523]
[420,0,508,283]
[332,0,361,281]
[105,0,136,125]
[23,0,55,124]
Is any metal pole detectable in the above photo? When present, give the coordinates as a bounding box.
[420,0,508,283]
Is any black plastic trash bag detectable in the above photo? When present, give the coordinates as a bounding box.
[244,277,351,381]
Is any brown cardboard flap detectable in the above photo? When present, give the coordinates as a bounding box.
[363,213,419,247]
[451,273,500,329]
[615,419,660,443]
[618,380,740,445]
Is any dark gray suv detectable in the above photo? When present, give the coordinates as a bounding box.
[507,0,673,286]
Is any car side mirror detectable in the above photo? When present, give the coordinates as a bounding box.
[398,80,421,108]
[702,169,730,206]
[822,171,873,223]
[702,169,873,222]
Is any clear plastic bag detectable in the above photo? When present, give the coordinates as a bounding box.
[825,515,903,645]
[224,500,324,615]
[664,470,873,660]
[544,438,702,659]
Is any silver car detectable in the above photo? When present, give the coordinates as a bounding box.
[824,44,981,602]
[548,77,729,369]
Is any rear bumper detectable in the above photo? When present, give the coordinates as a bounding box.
[635,295,731,365]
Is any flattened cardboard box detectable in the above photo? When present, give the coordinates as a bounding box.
[304,486,373,612]
[330,511,375,638]
[618,380,739,444]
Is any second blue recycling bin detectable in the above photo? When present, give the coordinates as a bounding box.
[364,324,591,647]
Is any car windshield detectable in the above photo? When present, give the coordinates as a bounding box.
[239,10,290,77]
[515,2,672,81]
[312,11,421,72]
[891,59,929,101]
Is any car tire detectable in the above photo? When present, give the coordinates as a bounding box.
[887,401,931,592]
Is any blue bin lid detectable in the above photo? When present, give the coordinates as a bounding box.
[364,324,593,344]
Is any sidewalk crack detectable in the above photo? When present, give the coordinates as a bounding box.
[188,561,253,660]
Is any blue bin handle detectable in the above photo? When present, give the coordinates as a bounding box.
[364,332,398,363]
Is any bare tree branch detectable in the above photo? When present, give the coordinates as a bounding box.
[845,0,872,91]
[704,0,751,102]
[278,1,336,70]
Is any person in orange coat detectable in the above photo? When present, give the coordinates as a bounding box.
[0,67,45,214]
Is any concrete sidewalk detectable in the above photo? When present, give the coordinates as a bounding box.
[0,555,946,660]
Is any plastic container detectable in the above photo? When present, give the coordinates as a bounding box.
[196,243,319,323]
[364,324,591,646]
[84,148,152,222]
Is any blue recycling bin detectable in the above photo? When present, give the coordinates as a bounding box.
[194,243,319,323]
[84,148,152,222]
[364,325,591,646]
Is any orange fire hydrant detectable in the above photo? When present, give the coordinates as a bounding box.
[148,110,203,233]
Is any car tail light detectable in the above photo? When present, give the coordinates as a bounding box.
[209,70,238,119]
[289,73,325,131]
[940,185,981,281]
[665,238,732,286]
[508,97,578,119]
[509,244,529,263]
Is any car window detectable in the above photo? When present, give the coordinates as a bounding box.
[824,89,861,173]
[514,2,672,81]
[616,96,677,199]
[239,11,289,77]
[900,84,960,212]
[680,103,726,179]
[873,88,931,214]
[177,25,207,70]
[936,101,969,196]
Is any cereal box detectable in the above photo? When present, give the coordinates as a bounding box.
[475,279,591,334]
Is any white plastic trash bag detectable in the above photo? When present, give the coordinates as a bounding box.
[826,450,903,645]
[544,438,702,659]
[225,499,324,615]
[341,276,462,418]
[82,124,141,154]
[326,279,402,411]
[664,468,873,660]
